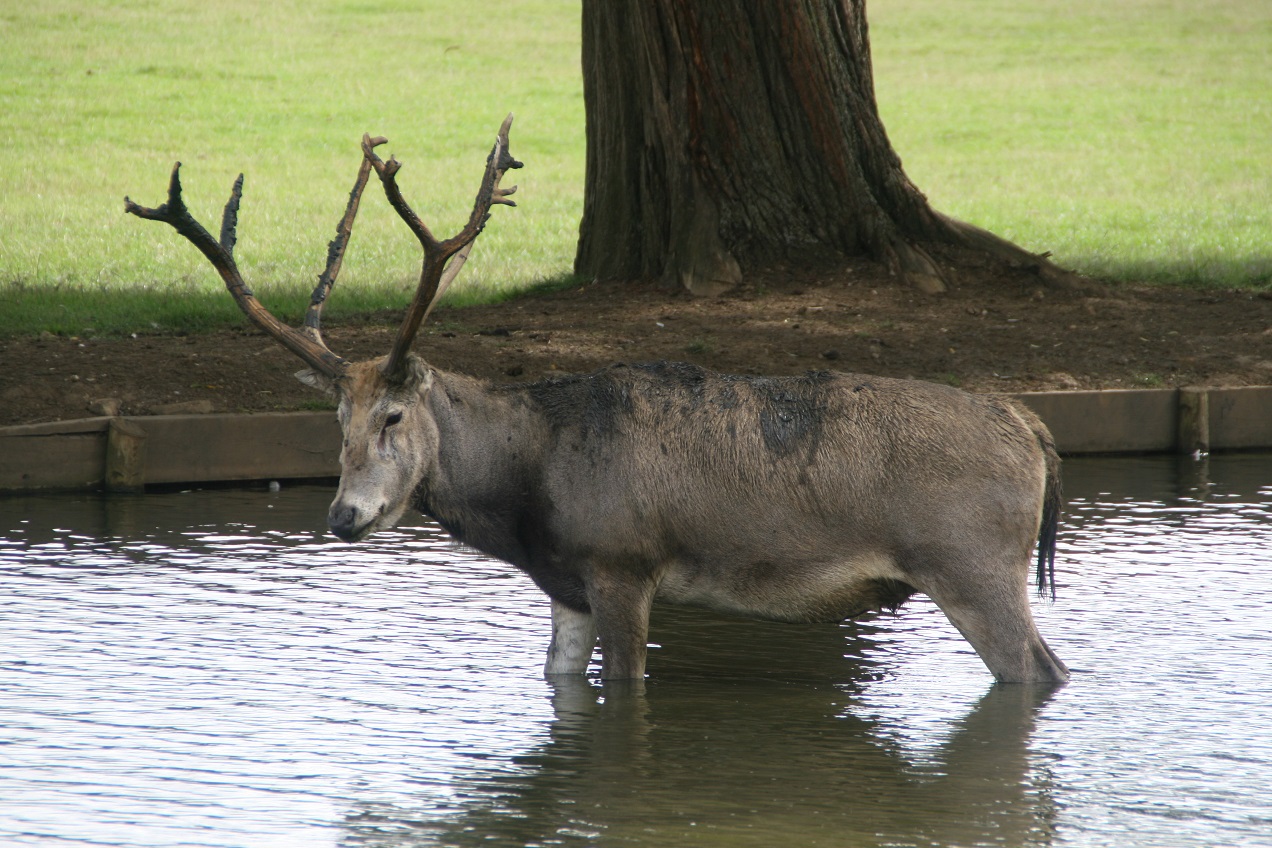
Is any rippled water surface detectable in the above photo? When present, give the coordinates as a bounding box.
[2,454,1271,847]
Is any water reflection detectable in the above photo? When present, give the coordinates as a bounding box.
[343,612,1060,847]
[2,455,1272,847]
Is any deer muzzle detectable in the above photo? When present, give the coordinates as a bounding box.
[328,500,373,542]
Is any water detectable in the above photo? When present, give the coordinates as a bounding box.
[1,454,1270,847]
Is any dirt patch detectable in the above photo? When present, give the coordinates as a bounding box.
[3,258,1271,427]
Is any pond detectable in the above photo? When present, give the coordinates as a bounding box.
[1,454,1270,847]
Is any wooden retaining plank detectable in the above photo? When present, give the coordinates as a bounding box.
[0,417,109,491]
[1011,389,1179,455]
[0,412,341,492]
[138,412,341,484]
[1209,387,1272,451]
[0,417,114,437]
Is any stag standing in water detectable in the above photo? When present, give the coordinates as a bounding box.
[126,116,1068,684]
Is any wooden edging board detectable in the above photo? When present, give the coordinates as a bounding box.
[0,412,341,493]
[2,386,1271,493]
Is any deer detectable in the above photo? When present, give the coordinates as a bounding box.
[125,115,1069,685]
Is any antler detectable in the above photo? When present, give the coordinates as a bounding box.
[302,138,385,352]
[124,142,385,379]
[365,113,522,381]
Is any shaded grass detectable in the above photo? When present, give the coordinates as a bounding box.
[0,271,586,338]
[0,0,1268,338]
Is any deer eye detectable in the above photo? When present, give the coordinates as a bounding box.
[384,411,403,428]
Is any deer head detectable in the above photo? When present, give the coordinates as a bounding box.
[126,116,522,540]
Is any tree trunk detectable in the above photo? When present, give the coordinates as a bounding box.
[575,0,1063,296]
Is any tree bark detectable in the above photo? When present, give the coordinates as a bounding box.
[575,0,1064,295]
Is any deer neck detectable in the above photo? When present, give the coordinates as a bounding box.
[411,371,549,564]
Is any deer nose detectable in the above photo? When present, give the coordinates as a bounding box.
[328,502,362,542]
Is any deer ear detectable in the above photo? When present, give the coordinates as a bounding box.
[295,368,336,396]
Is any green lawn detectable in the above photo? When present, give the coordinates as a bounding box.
[0,0,1267,337]
[870,0,1272,288]
[0,0,587,336]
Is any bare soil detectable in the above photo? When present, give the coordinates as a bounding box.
[3,257,1271,428]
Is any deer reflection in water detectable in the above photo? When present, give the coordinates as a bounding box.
[340,608,1060,847]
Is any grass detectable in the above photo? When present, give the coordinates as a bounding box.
[686,337,717,356]
[0,0,586,336]
[0,0,1268,338]
[870,0,1272,288]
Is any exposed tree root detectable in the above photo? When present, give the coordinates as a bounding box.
[887,237,948,295]
[937,213,1091,292]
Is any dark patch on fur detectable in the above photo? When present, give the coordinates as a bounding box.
[524,365,636,439]
[521,558,591,614]
[752,371,834,458]
[629,360,712,391]
[844,578,917,619]
[519,361,837,459]
[717,383,741,410]
[629,361,714,418]
[412,456,592,614]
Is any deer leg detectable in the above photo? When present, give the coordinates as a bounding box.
[917,558,1069,684]
[586,572,658,680]
[545,599,598,676]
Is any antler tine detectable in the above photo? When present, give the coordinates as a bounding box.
[125,164,348,378]
[430,114,522,309]
[432,239,478,310]
[302,136,385,348]
[369,113,523,381]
